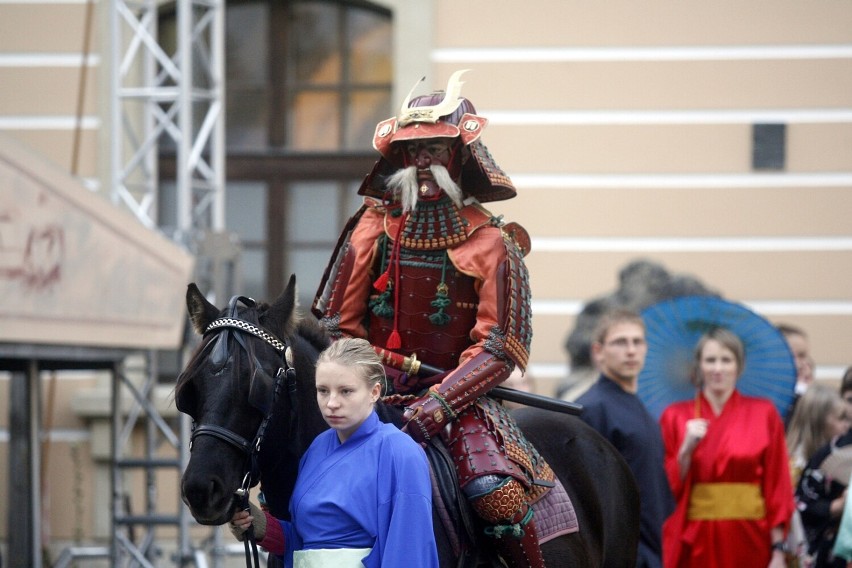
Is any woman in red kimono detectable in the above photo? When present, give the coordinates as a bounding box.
[659,328,795,568]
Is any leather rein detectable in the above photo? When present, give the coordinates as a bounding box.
[189,304,296,568]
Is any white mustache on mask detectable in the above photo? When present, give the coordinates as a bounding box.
[385,165,464,213]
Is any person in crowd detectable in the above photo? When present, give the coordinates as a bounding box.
[778,323,815,425]
[311,70,551,567]
[840,366,852,418]
[575,309,674,568]
[787,384,850,485]
[229,337,438,568]
[828,366,852,568]
[796,366,852,568]
[659,328,794,567]
[786,384,849,566]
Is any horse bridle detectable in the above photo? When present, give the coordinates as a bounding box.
[190,314,294,476]
[188,296,297,568]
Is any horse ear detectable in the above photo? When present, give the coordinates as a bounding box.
[186,283,220,335]
[266,274,299,338]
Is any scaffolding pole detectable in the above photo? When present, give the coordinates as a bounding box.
[108,0,225,563]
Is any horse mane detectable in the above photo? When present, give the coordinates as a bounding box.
[293,314,332,354]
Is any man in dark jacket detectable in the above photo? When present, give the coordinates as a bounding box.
[576,309,674,568]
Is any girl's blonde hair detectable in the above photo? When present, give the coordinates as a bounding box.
[317,338,386,392]
[786,383,845,462]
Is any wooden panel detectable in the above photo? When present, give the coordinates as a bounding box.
[434,60,852,110]
[0,4,99,52]
[530,312,576,371]
[762,315,852,370]
[5,130,99,178]
[481,123,852,174]
[484,124,751,174]
[487,186,852,238]
[436,1,852,46]
[789,124,852,171]
[0,67,99,115]
[0,134,194,349]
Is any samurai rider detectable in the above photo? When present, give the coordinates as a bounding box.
[313,70,552,568]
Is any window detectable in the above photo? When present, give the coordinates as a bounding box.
[161,0,392,306]
[227,0,391,305]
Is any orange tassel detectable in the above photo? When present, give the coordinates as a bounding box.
[373,270,389,292]
[386,330,401,350]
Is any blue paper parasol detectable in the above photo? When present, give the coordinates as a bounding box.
[637,296,797,420]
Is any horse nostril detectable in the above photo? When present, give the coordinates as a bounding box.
[182,471,233,523]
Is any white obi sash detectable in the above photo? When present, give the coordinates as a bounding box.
[293,547,372,567]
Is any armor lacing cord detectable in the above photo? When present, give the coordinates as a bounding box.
[428,252,452,326]
[484,507,534,540]
[372,233,391,290]
[428,388,457,420]
[371,214,408,343]
[376,212,407,349]
[370,234,394,318]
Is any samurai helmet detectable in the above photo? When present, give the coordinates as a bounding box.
[358,70,516,203]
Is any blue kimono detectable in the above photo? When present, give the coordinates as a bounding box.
[277,411,438,568]
[577,374,674,568]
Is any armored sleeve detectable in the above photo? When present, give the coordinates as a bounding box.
[313,203,384,339]
[425,224,533,417]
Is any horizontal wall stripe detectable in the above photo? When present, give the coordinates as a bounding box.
[528,362,568,379]
[532,299,852,316]
[0,53,100,67]
[0,429,90,443]
[485,108,852,125]
[818,366,851,380]
[0,372,101,380]
[512,173,852,189]
[0,116,100,129]
[746,301,852,315]
[434,45,852,63]
[530,364,847,381]
[531,236,852,253]
[0,0,94,4]
[532,300,585,316]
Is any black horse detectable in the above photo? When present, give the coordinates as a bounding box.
[177,277,640,567]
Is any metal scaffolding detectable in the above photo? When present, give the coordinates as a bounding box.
[107,0,227,564]
[109,0,225,240]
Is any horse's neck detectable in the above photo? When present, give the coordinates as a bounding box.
[258,332,330,519]
[376,402,405,428]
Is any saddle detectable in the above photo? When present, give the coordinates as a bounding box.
[425,411,579,567]
[376,398,579,565]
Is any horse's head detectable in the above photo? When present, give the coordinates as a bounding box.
[176,276,303,524]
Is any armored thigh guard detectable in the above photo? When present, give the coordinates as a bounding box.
[445,399,549,568]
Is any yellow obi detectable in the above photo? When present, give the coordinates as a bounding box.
[687,482,765,520]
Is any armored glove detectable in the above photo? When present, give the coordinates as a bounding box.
[403,387,456,444]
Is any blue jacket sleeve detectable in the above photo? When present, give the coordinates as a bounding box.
[363,434,438,568]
